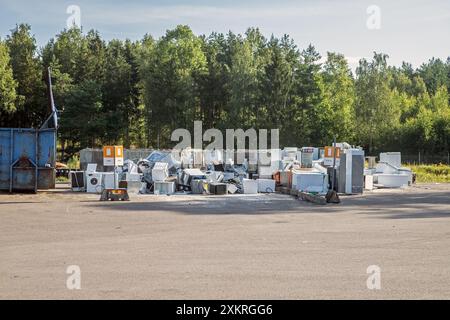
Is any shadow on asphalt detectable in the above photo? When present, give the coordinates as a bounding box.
[88,196,306,215]
[87,190,450,219]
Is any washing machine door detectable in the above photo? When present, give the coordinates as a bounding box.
[90,177,99,186]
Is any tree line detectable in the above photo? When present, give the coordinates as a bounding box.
[0,24,449,160]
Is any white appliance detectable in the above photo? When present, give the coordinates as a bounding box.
[125,172,141,182]
[376,174,410,188]
[192,149,204,168]
[292,171,328,194]
[258,149,281,165]
[248,150,258,166]
[86,163,97,172]
[270,160,282,171]
[180,148,193,168]
[374,158,413,187]
[379,152,401,168]
[227,183,238,194]
[127,181,143,194]
[312,148,320,160]
[86,172,104,193]
[204,149,223,165]
[152,162,169,182]
[180,168,206,186]
[243,179,258,194]
[283,147,298,161]
[376,162,399,174]
[205,171,224,183]
[338,148,365,194]
[102,172,117,189]
[365,175,374,190]
[257,179,275,193]
[154,181,175,194]
[258,166,274,179]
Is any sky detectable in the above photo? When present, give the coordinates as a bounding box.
[1,0,449,70]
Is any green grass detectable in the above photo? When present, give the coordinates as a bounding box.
[56,176,69,183]
[407,164,450,183]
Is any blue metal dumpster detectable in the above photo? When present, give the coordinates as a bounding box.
[0,128,56,192]
[0,68,58,193]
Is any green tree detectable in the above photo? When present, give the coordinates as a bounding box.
[60,80,104,153]
[314,52,355,145]
[137,34,156,147]
[355,53,401,153]
[430,86,450,153]
[226,32,261,128]
[0,40,18,125]
[196,32,230,129]
[6,24,45,127]
[258,35,299,134]
[291,44,322,146]
[123,39,146,147]
[418,58,448,95]
[140,25,207,148]
[42,28,83,80]
[102,39,136,146]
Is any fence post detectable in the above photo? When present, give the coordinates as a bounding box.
[418,151,421,165]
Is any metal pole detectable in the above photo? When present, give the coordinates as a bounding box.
[35,130,38,193]
[114,164,117,189]
[9,129,13,193]
[331,136,336,191]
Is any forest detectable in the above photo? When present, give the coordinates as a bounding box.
[0,24,449,160]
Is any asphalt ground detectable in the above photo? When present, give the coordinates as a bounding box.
[1,183,449,299]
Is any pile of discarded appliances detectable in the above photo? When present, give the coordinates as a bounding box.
[364,152,414,189]
[69,146,414,199]
[135,149,255,195]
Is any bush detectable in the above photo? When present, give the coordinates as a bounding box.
[408,164,450,183]
[66,155,80,169]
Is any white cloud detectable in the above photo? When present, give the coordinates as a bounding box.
[80,3,349,25]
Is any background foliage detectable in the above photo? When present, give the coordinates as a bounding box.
[1,24,449,161]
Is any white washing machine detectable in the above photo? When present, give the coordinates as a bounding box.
[86,172,104,193]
